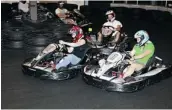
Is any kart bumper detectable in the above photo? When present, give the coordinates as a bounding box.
[22,63,82,80]
[82,66,172,92]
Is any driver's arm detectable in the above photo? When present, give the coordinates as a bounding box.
[130,48,135,57]
[115,25,121,32]
[63,39,86,47]
[134,50,152,60]
[57,13,67,18]
[134,43,154,60]
[55,9,68,18]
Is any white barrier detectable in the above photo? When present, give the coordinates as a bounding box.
[110,3,172,14]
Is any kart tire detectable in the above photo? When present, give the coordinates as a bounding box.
[4,40,24,49]
[24,31,56,46]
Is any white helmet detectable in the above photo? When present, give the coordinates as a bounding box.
[105,10,115,17]
[134,30,149,46]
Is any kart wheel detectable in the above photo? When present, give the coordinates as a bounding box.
[60,73,70,80]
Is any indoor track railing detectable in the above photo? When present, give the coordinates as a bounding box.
[111,0,172,14]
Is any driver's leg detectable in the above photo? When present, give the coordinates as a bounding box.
[110,31,121,44]
[55,54,81,69]
[43,43,57,53]
[123,62,144,78]
[97,31,103,43]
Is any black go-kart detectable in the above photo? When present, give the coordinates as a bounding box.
[22,43,90,80]
[83,50,172,92]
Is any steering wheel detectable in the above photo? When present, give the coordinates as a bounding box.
[58,44,68,53]
[123,51,132,59]
[107,42,116,49]
[101,26,114,37]
[102,25,115,30]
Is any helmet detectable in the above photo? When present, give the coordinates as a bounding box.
[59,1,64,5]
[105,10,115,17]
[134,30,149,46]
[58,1,64,7]
[69,26,83,43]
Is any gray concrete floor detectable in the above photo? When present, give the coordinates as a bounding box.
[2,18,172,109]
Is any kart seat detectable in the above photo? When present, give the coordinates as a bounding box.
[132,54,155,77]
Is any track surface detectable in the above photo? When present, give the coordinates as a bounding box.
[2,18,172,108]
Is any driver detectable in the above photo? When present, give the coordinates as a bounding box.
[55,1,77,25]
[18,0,29,13]
[121,30,155,80]
[51,25,89,74]
[97,10,123,46]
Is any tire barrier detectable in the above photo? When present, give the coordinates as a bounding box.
[24,44,45,56]
[23,30,57,55]
[1,30,8,49]
[6,27,25,41]
[2,21,11,30]
[24,31,55,46]
[3,26,25,49]
[4,40,24,49]
[52,24,72,40]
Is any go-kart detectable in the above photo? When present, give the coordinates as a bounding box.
[84,26,133,65]
[83,50,172,92]
[60,9,92,26]
[22,43,89,80]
